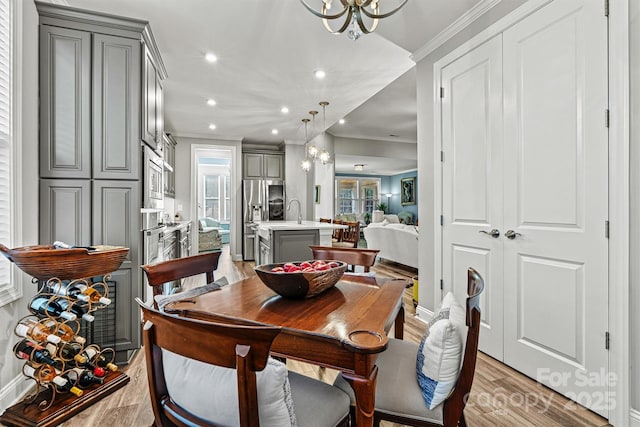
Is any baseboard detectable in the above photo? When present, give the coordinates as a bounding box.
[630,408,640,426]
[415,305,432,323]
[0,373,34,413]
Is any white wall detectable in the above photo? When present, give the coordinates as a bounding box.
[284,143,311,221]
[629,0,640,416]
[0,0,40,410]
[173,136,242,260]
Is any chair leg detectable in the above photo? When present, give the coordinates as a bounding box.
[459,411,467,427]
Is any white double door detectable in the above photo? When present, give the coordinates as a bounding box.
[441,0,609,416]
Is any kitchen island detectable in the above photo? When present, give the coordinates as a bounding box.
[255,221,345,265]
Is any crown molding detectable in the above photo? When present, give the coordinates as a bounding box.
[411,0,502,63]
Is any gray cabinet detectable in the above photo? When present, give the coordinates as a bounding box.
[36,2,166,363]
[272,229,319,263]
[142,45,164,153]
[242,152,284,180]
[163,133,176,197]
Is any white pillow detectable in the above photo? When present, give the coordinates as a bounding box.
[415,292,467,409]
[163,352,297,426]
[385,214,400,223]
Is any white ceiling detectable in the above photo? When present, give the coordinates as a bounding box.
[63,0,483,175]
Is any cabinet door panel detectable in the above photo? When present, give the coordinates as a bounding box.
[39,179,91,246]
[243,153,263,179]
[142,45,158,149]
[39,25,90,179]
[92,180,141,352]
[93,34,140,180]
[264,154,284,180]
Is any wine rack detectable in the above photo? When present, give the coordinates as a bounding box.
[0,248,130,427]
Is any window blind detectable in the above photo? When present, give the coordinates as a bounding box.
[0,0,12,290]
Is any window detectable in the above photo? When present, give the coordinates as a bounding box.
[0,0,21,305]
[336,177,380,215]
[203,174,230,221]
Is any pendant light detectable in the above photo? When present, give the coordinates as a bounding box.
[301,118,311,172]
[319,101,330,165]
[308,110,319,159]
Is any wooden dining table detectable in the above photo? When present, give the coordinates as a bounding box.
[164,273,408,427]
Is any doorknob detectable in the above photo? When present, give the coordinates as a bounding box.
[479,229,500,238]
[505,230,522,240]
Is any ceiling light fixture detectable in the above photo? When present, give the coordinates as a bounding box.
[300,0,408,41]
[307,110,319,159]
[208,124,217,130]
[205,52,218,62]
[354,164,365,171]
[301,118,311,172]
[281,106,289,114]
[272,129,279,135]
[314,69,326,79]
[339,118,345,124]
[207,99,216,106]
[318,101,331,165]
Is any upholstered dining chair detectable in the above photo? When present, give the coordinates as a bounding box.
[334,268,485,427]
[309,245,379,273]
[137,299,351,427]
[332,221,360,248]
[141,251,221,309]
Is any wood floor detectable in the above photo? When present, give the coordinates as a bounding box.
[47,246,609,427]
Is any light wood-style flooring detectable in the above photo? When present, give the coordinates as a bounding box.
[52,246,609,427]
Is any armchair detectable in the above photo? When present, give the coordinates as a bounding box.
[198,217,222,252]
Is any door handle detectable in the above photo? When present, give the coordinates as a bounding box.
[479,229,500,238]
[505,230,522,240]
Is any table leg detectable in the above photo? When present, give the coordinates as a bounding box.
[342,365,378,427]
[394,304,405,340]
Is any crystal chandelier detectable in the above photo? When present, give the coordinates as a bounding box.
[300,0,408,41]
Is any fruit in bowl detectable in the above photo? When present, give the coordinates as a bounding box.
[255,260,347,298]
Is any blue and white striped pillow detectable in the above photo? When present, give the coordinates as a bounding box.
[415,292,466,409]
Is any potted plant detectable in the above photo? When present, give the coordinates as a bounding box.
[364,212,371,224]
[376,203,388,214]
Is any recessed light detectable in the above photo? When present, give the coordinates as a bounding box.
[339,119,345,124]
[271,129,279,135]
[207,99,216,106]
[205,53,217,63]
[314,69,326,79]
[281,106,289,114]
[208,124,217,130]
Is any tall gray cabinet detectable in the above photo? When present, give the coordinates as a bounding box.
[36,2,166,364]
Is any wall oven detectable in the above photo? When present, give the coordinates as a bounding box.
[143,145,164,210]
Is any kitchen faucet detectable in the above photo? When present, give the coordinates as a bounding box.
[287,198,302,224]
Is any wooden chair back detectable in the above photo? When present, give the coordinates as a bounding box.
[441,267,485,425]
[137,299,281,427]
[141,251,221,308]
[319,218,332,223]
[309,245,379,272]
[332,219,344,242]
[335,221,360,248]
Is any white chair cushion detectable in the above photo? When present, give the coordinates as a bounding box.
[162,352,297,426]
[288,371,350,426]
[416,292,467,409]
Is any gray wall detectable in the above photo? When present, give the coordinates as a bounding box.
[0,0,40,409]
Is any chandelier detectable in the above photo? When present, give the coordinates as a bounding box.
[300,0,408,40]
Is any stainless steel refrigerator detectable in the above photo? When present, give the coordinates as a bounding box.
[242,179,285,260]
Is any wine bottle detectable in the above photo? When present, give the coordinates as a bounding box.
[22,362,57,383]
[48,281,111,305]
[14,317,61,344]
[29,295,77,321]
[53,370,84,397]
[54,298,95,322]
[14,339,57,366]
[40,318,86,345]
[80,346,118,372]
[46,341,87,365]
[73,368,104,389]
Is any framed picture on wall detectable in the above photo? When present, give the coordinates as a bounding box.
[314,185,321,204]
[401,177,416,206]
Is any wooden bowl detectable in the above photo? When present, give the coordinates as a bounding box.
[254,260,347,298]
[0,244,129,280]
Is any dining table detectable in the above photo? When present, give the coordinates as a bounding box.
[164,272,408,427]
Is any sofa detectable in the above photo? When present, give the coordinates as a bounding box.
[363,221,419,269]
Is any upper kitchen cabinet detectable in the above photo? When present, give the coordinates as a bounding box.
[163,133,177,198]
[243,152,284,180]
[142,44,166,153]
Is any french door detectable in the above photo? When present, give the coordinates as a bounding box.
[441,0,609,416]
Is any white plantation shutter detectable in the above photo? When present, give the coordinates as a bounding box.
[0,0,15,302]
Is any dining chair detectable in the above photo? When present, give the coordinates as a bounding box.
[137,299,351,427]
[141,251,222,309]
[334,268,485,427]
[332,221,360,248]
[319,217,332,223]
[309,245,379,273]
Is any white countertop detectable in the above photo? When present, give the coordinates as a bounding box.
[256,221,345,231]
